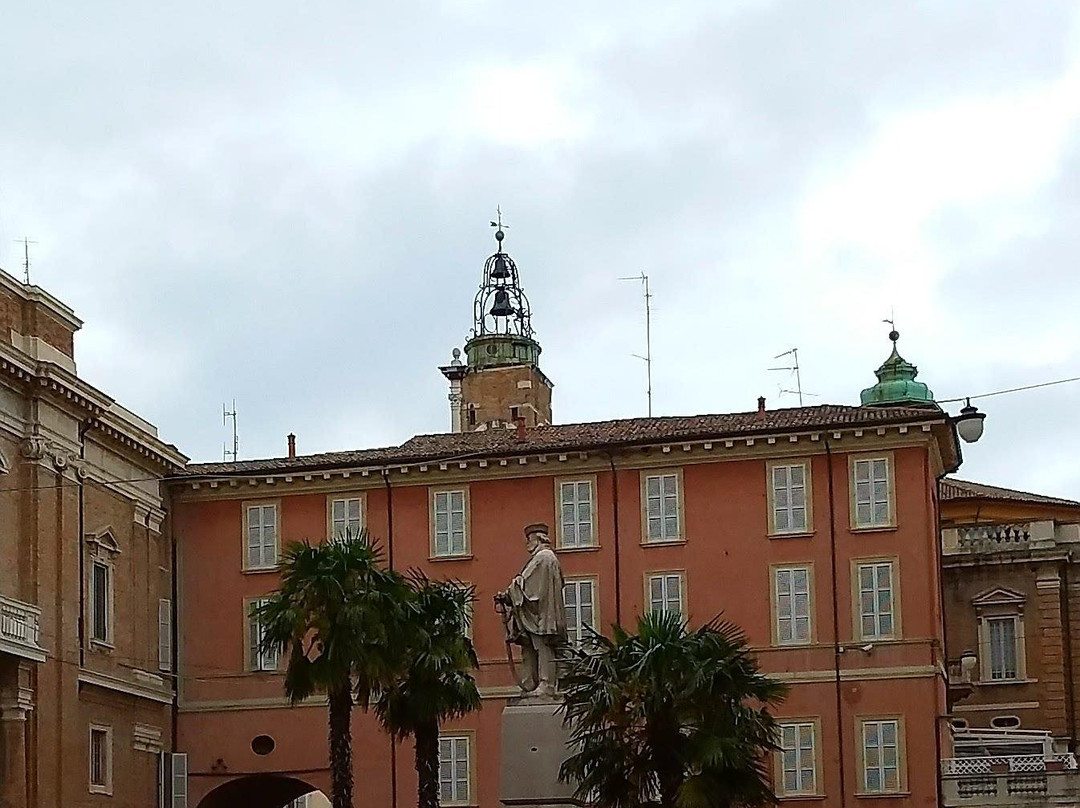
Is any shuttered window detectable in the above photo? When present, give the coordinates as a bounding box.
[330,497,362,539]
[563,579,597,647]
[158,599,172,672]
[775,567,812,645]
[91,562,110,643]
[644,473,680,543]
[433,490,467,557]
[779,722,817,796]
[853,458,891,528]
[439,735,471,805]
[857,562,896,640]
[247,598,279,672]
[246,504,278,568]
[772,463,808,533]
[861,720,902,793]
[559,480,595,548]
[171,753,188,808]
[988,616,1020,681]
[647,573,684,617]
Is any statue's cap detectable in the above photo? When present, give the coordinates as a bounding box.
[524,522,550,537]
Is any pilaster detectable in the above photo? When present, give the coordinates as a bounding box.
[1036,568,1069,738]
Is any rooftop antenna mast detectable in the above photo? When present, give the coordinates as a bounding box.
[223,401,239,462]
[619,272,653,416]
[14,238,37,284]
[769,348,806,406]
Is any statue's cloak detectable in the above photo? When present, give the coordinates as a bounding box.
[507,545,567,640]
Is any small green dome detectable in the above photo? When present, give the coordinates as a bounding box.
[860,330,935,407]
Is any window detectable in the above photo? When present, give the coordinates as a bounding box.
[987,616,1020,681]
[777,722,817,796]
[90,561,110,644]
[852,457,892,528]
[432,490,468,557]
[563,578,597,647]
[159,598,172,672]
[860,719,903,794]
[171,752,188,808]
[89,724,112,794]
[247,598,279,672]
[245,503,279,569]
[643,472,681,543]
[647,573,684,618]
[770,462,810,534]
[439,735,471,805]
[856,561,896,640]
[774,566,812,645]
[329,496,363,539]
[558,479,595,548]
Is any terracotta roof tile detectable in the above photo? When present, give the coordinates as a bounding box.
[940,478,1080,508]
[179,404,946,478]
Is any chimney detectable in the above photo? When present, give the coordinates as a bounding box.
[515,417,527,442]
[287,433,296,460]
[757,397,766,418]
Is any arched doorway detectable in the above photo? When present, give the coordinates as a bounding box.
[195,774,329,808]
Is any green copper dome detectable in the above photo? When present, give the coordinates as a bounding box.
[860,330,935,407]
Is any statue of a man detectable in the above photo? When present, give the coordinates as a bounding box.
[495,523,567,697]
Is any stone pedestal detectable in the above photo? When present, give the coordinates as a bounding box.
[500,695,583,807]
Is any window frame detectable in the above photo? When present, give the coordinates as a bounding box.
[849,454,897,531]
[429,487,471,559]
[158,597,172,672]
[554,475,599,550]
[851,557,901,642]
[438,732,475,807]
[645,570,686,618]
[89,723,113,795]
[327,493,366,540]
[89,559,113,648]
[640,468,686,545]
[774,718,822,798]
[767,459,814,537]
[771,564,814,647]
[243,500,281,571]
[980,613,1026,683]
[856,716,907,796]
[245,597,280,673]
[563,576,599,648]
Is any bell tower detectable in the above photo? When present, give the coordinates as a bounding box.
[440,213,553,432]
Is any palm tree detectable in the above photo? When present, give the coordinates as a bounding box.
[259,532,413,808]
[374,574,482,808]
[560,611,787,808]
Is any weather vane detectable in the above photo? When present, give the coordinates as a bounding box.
[883,308,898,342]
[490,206,508,248]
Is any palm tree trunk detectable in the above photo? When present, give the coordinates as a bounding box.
[415,719,441,808]
[328,679,354,808]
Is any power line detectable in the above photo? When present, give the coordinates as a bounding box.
[938,375,1080,404]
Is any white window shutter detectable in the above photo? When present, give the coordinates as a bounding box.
[158,599,172,672]
[171,753,188,808]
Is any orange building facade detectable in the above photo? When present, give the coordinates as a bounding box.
[168,226,969,808]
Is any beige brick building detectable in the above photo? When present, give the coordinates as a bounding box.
[0,268,185,806]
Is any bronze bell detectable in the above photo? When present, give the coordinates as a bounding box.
[490,254,511,279]
[490,289,515,317]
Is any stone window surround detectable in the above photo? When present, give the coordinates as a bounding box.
[771,563,815,647]
[645,570,686,618]
[327,492,366,540]
[855,715,908,797]
[554,474,599,551]
[438,731,476,807]
[851,556,902,642]
[85,528,120,651]
[848,452,898,532]
[88,723,113,795]
[429,486,471,560]
[972,587,1028,685]
[563,575,599,648]
[243,500,281,572]
[640,468,686,546]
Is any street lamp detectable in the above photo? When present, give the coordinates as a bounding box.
[953,398,986,444]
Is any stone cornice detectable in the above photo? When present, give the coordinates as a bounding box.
[77,667,174,705]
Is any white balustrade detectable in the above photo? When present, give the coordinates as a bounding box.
[0,595,43,654]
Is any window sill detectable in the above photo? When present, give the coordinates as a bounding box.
[641,538,687,548]
[90,639,114,652]
[556,545,601,554]
[853,792,909,799]
[851,525,898,534]
[976,677,1038,686]
[243,566,280,575]
[429,554,473,563]
[778,794,826,801]
[89,785,113,796]
[769,531,816,540]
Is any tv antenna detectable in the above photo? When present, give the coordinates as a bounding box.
[223,401,239,462]
[13,238,37,284]
[619,272,653,416]
[769,348,815,406]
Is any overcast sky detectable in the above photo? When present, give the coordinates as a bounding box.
[1,1,1078,496]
